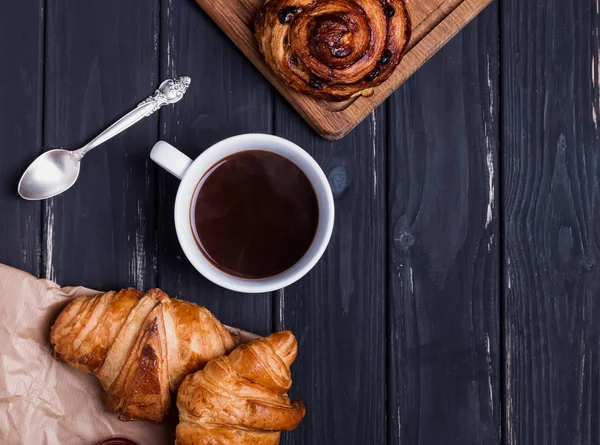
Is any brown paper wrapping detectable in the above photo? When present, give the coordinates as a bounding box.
[0,264,258,445]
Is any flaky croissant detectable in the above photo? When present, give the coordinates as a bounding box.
[50,288,237,422]
[176,330,306,445]
[255,0,411,101]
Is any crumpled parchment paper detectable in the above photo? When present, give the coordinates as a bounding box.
[0,263,257,445]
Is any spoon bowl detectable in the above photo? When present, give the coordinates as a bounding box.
[18,149,81,200]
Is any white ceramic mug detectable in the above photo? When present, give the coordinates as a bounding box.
[150,134,335,293]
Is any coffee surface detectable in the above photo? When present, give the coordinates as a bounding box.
[192,150,319,279]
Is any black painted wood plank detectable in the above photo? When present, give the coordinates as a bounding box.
[0,2,43,275]
[43,0,159,289]
[157,0,273,335]
[387,5,501,444]
[502,1,600,444]
[274,107,387,444]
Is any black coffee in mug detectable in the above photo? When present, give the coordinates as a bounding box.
[191,150,319,279]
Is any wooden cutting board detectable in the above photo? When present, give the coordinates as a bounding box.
[195,0,493,139]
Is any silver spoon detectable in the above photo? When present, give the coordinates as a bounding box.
[18,76,191,200]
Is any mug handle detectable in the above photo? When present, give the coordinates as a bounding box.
[150,141,192,180]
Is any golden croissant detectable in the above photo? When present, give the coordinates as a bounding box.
[50,288,237,422]
[176,330,306,445]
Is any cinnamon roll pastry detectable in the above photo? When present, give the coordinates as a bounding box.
[255,0,411,101]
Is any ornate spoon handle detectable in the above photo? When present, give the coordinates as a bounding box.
[74,76,191,159]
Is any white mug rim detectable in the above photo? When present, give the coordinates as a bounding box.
[167,134,334,293]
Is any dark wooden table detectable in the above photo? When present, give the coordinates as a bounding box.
[1,1,598,444]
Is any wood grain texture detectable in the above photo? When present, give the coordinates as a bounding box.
[387,4,500,443]
[43,0,159,289]
[194,0,493,139]
[502,1,600,444]
[2,0,599,443]
[274,104,387,443]
[157,0,273,336]
[0,1,43,275]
